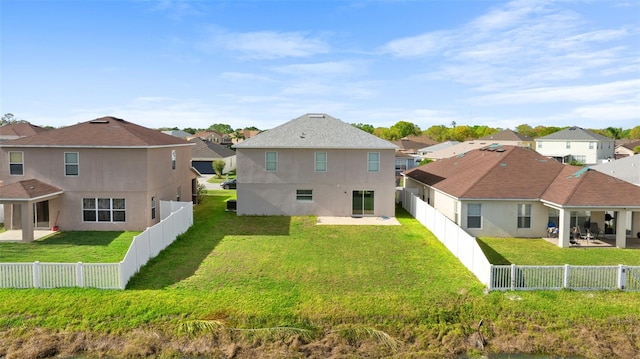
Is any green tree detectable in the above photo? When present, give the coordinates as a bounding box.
[212,160,226,179]
[628,126,640,140]
[208,123,234,134]
[516,124,535,138]
[423,125,451,142]
[352,123,375,134]
[390,121,421,138]
[451,125,475,141]
[418,158,433,166]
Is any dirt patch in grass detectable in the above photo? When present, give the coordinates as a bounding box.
[1,318,638,359]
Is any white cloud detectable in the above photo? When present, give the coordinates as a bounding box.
[220,72,273,82]
[201,29,330,59]
[270,61,358,76]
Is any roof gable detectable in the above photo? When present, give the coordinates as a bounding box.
[0,122,48,138]
[189,138,236,159]
[1,117,191,147]
[536,127,613,142]
[234,113,397,150]
[479,129,532,142]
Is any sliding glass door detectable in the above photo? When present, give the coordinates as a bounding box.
[352,190,374,216]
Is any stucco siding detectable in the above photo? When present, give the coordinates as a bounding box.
[236,148,396,217]
[462,200,550,237]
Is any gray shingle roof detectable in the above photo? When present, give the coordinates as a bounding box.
[234,113,397,149]
[536,127,613,141]
[590,155,640,186]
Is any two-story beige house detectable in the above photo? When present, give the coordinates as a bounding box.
[234,113,398,217]
[0,117,196,241]
[534,126,615,165]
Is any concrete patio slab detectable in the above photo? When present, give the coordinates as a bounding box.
[0,230,57,242]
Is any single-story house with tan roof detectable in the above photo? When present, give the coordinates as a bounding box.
[0,116,198,241]
[403,145,640,248]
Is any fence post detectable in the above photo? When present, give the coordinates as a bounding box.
[618,264,627,290]
[33,261,41,288]
[510,264,516,290]
[76,262,84,288]
[489,264,493,291]
[563,264,570,289]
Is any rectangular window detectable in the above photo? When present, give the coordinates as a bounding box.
[315,152,327,172]
[566,142,571,149]
[64,152,79,176]
[9,151,23,175]
[151,196,156,220]
[265,151,277,171]
[171,150,176,170]
[517,204,531,228]
[589,142,595,150]
[296,189,313,201]
[368,152,380,172]
[177,186,181,201]
[82,198,126,222]
[537,142,542,148]
[467,203,482,229]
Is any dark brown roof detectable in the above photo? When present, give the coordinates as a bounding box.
[543,166,640,207]
[392,136,437,151]
[0,179,63,200]
[404,145,640,207]
[1,117,191,147]
[189,137,236,159]
[0,122,48,137]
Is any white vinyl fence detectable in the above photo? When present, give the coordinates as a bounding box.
[398,189,640,291]
[0,201,193,290]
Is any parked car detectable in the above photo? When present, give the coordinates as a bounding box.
[220,178,237,189]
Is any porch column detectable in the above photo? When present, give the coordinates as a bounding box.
[616,210,628,249]
[20,202,34,242]
[558,208,571,248]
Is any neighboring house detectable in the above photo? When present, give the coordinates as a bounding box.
[614,140,640,159]
[395,152,420,177]
[392,136,437,155]
[188,137,237,174]
[0,122,48,142]
[192,131,226,144]
[234,113,398,217]
[478,129,534,148]
[534,126,615,165]
[403,145,640,248]
[417,141,459,157]
[590,154,640,186]
[420,140,499,161]
[0,117,197,241]
[161,129,192,139]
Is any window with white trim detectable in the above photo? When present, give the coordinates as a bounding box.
[467,203,482,229]
[315,152,327,172]
[367,152,380,172]
[151,196,157,220]
[296,189,313,201]
[171,150,176,170]
[83,198,125,222]
[517,204,531,228]
[9,151,23,175]
[65,152,79,176]
[265,151,277,171]
[589,142,595,150]
[566,142,571,149]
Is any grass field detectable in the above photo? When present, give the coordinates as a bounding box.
[478,237,640,265]
[0,231,136,262]
[1,191,639,358]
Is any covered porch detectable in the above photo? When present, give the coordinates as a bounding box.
[0,179,63,242]
[545,205,640,248]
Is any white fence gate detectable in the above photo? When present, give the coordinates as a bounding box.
[398,189,640,292]
[0,201,193,289]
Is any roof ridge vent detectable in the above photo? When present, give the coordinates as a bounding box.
[89,119,109,124]
[308,114,325,118]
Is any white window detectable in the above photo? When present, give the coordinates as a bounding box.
[315,152,327,172]
[296,189,313,202]
[65,152,79,176]
[467,203,482,229]
[589,142,595,150]
[537,142,542,148]
[151,196,156,220]
[368,152,380,172]
[517,204,531,228]
[265,151,277,171]
[566,142,571,149]
[9,151,23,175]
[83,198,125,222]
[171,150,176,170]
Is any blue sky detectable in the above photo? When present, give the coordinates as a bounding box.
[1,0,638,131]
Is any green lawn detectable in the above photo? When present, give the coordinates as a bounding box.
[478,237,640,266]
[1,192,640,358]
[0,231,137,263]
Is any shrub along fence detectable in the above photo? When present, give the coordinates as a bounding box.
[398,189,640,291]
[0,201,193,290]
